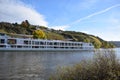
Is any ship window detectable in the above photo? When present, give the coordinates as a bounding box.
[65,43,68,46]
[48,42,52,45]
[28,41,31,44]
[11,45,16,48]
[35,46,39,48]
[74,43,76,46]
[24,40,29,44]
[32,46,39,48]
[0,39,5,43]
[40,46,44,48]
[60,47,64,48]
[35,42,39,45]
[89,43,92,46]
[68,43,71,46]
[7,39,16,44]
[54,46,57,48]
[17,46,22,48]
[40,42,45,45]
[79,44,83,46]
[78,43,81,46]
[32,41,34,44]
[72,43,74,46]
[65,47,68,49]
[0,45,6,47]
[24,41,31,44]
[24,46,29,48]
[61,43,64,45]
[76,43,79,46]
[54,42,57,45]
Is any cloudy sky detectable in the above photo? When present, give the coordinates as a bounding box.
[0,0,120,41]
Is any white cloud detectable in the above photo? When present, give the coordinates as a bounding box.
[81,31,90,34]
[0,0,48,26]
[50,25,69,30]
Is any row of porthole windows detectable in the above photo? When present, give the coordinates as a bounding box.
[0,39,91,47]
[0,44,84,49]
[0,39,92,47]
[23,40,83,46]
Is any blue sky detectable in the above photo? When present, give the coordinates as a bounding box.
[0,0,120,41]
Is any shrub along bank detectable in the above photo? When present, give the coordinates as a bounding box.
[50,50,120,80]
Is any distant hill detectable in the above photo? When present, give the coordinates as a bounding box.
[109,41,120,47]
[0,20,115,48]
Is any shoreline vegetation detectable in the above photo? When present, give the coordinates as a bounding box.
[50,50,120,80]
[0,20,115,48]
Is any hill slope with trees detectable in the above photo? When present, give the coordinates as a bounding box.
[0,20,115,48]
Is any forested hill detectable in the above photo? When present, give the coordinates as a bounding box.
[0,20,115,48]
[109,41,120,47]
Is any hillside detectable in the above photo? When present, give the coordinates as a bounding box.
[0,20,115,48]
[109,41,120,47]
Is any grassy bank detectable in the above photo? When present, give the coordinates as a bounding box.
[50,50,120,80]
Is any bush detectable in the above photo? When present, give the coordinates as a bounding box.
[50,50,120,80]
[33,29,46,39]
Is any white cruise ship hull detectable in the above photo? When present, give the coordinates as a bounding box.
[0,33,94,51]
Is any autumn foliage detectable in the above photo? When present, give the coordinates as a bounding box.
[32,29,46,39]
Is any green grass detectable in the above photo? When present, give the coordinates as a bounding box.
[50,50,120,80]
[46,32,65,40]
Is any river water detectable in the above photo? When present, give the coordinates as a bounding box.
[0,48,120,80]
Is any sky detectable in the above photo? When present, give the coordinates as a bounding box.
[0,0,120,41]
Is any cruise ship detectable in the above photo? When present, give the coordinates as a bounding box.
[0,33,94,51]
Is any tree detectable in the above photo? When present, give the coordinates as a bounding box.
[101,41,115,48]
[32,29,46,39]
[21,20,30,28]
[90,36,102,48]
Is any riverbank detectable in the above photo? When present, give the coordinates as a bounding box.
[50,50,120,80]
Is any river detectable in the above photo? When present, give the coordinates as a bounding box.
[0,48,120,80]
